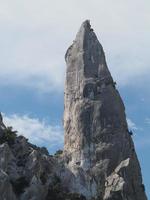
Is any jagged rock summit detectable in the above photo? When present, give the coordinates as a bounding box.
[63,20,147,200]
[0,21,148,200]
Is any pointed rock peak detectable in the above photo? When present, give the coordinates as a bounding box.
[75,19,95,44]
[78,19,91,32]
[65,20,97,59]
[65,20,113,82]
[78,21,113,80]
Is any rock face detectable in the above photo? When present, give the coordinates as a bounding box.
[0,113,56,200]
[63,20,147,200]
[0,112,86,200]
[0,21,147,200]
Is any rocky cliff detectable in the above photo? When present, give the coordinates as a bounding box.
[0,20,147,200]
[63,20,147,200]
[0,113,86,200]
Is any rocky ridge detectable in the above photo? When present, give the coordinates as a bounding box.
[0,114,86,200]
[0,20,148,200]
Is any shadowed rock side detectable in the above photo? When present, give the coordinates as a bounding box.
[63,20,147,200]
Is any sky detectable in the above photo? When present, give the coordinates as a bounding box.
[0,0,150,197]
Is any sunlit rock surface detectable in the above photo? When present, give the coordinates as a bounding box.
[63,20,147,200]
[0,21,147,200]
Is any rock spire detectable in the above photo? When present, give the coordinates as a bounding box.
[0,20,147,200]
[63,20,147,200]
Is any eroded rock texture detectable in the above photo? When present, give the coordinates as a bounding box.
[0,112,86,200]
[0,114,56,200]
[0,20,147,200]
[63,20,147,200]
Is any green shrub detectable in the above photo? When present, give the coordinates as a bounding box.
[0,126,17,145]
[54,149,63,156]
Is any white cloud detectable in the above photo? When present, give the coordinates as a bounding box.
[3,113,64,151]
[0,0,150,92]
[127,118,138,131]
[2,114,150,152]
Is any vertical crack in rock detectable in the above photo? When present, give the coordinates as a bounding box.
[64,20,147,200]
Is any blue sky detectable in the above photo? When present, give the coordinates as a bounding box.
[0,0,150,197]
